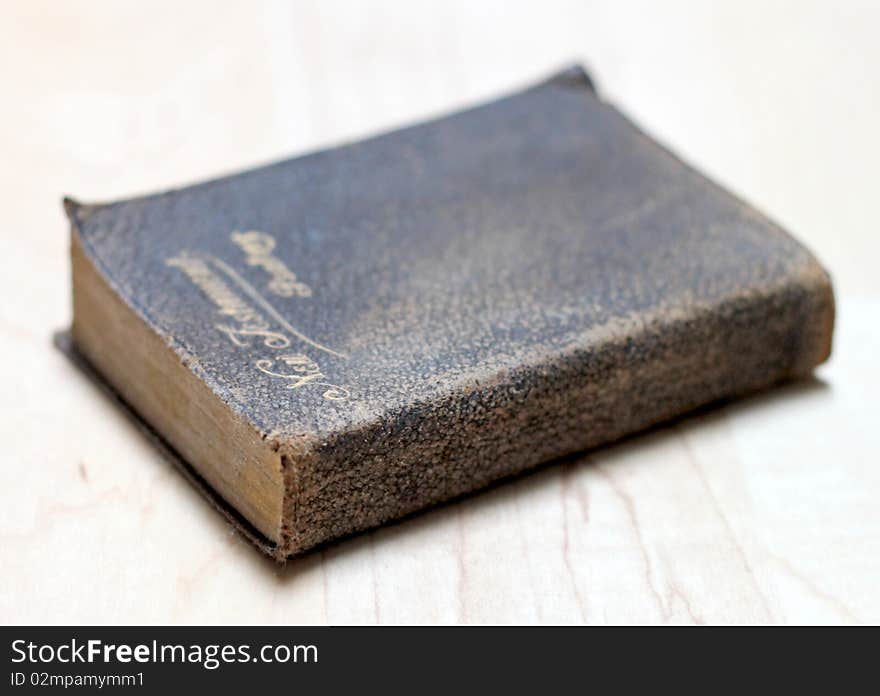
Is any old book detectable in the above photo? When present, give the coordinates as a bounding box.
[64,66,834,560]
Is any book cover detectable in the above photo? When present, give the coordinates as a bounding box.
[62,66,834,559]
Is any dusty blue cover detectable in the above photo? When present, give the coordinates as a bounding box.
[65,66,834,556]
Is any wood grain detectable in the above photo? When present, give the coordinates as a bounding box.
[0,0,877,624]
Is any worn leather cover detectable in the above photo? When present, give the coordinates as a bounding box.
[63,66,834,558]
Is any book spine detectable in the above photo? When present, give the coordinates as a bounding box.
[280,260,834,557]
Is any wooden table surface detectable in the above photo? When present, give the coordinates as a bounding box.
[2,1,878,624]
